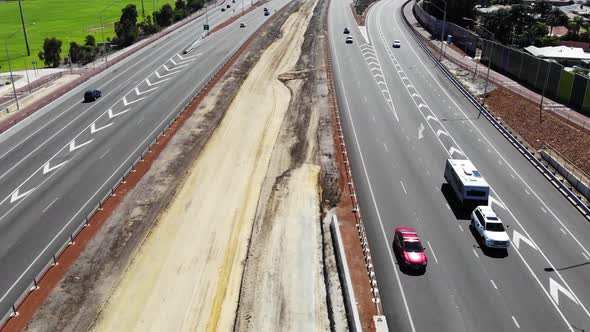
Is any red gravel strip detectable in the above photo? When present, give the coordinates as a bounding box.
[0,9,281,332]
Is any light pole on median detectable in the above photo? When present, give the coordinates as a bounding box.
[424,0,447,61]
[463,17,495,107]
[98,0,122,68]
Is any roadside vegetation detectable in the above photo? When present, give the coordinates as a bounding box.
[0,0,202,72]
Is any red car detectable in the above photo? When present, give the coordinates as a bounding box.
[393,227,427,271]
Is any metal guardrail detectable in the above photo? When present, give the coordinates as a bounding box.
[0,7,273,327]
[400,0,590,220]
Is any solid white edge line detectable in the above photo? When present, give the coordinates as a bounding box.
[490,279,498,290]
[512,316,521,329]
[426,241,438,264]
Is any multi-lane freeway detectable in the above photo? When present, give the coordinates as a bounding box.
[0,0,294,319]
[329,0,590,330]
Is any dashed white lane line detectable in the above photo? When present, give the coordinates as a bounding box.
[400,180,408,195]
[99,148,110,160]
[490,279,498,290]
[383,142,389,152]
[42,197,59,213]
[560,228,567,235]
[426,170,431,176]
[427,241,438,264]
[525,189,531,195]
[372,115,376,123]
[458,224,464,232]
[136,116,145,125]
[512,316,521,329]
[510,174,515,179]
[473,249,480,258]
[541,207,547,214]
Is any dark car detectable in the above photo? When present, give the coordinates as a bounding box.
[226,4,231,8]
[345,36,353,44]
[84,89,101,102]
[344,27,350,34]
[393,226,427,272]
[264,10,270,16]
[221,7,226,11]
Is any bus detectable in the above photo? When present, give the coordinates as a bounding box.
[444,159,489,205]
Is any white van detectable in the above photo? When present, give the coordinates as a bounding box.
[444,159,489,204]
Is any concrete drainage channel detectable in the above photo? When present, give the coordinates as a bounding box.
[400,0,590,221]
[0,4,288,329]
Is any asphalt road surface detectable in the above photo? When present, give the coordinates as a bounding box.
[0,0,292,319]
[328,0,590,330]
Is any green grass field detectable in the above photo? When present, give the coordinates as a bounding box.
[0,0,176,73]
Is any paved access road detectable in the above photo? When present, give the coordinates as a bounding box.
[328,0,590,330]
[0,0,292,319]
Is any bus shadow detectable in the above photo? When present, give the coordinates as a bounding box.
[441,183,472,220]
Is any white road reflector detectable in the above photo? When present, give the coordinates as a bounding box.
[511,230,537,250]
[549,277,578,306]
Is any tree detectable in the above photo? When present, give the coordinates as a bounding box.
[546,8,569,35]
[187,0,204,12]
[156,4,174,27]
[85,35,96,47]
[175,0,186,10]
[69,41,82,63]
[427,0,476,24]
[38,37,62,67]
[138,14,157,35]
[115,4,139,47]
[533,0,552,20]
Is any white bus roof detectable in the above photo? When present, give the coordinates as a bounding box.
[448,159,489,187]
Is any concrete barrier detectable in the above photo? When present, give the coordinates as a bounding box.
[541,150,590,201]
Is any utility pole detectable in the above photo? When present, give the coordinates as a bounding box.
[141,0,145,17]
[18,0,31,56]
[539,60,552,122]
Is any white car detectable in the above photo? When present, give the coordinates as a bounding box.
[471,206,510,249]
[393,40,401,48]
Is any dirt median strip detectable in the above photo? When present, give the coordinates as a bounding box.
[3,4,295,332]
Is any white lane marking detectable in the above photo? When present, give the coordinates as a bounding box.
[418,122,425,139]
[42,160,67,175]
[372,115,376,123]
[541,207,547,214]
[512,316,521,329]
[512,230,537,250]
[582,252,589,261]
[41,197,59,213]
[69,139,94,152]
[136,116,145,125]
[487,148,491,153]
[330,39,417,332]
[525,189,530,195]
[122,95,145,106]
[383,142,389,152]
[99,149,110,160]
[550,277,578,305]
[427,241,438,264]
[90,122,113,134]
[458,224,464,232]
[510,174,515,179]
[385,8,589,321]
[446,203,451,210]
[472,249,480,258]
[108,108,131,119]
[426,170,431,176]
[560,228,567,235]
[400,180,407,195]
[135,86,158,96]
[10,188,36,204]
[490,279,498,290]
[392,0,590,269]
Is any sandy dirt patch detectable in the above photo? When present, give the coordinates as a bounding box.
[90,0,322,331]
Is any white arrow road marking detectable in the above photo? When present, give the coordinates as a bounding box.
[108,108,131,119]
[436,129,449,137]
[69,139,93,152]
[374,74,384,79]
[550,277,578,306]
[418,103,428,110]
[370,67,381,72]
[418,123,425,140]
[426,114,439,122]
[155,70,180,79]
[164,63,188,72]
[90,122,113,134]
[169,58,191,66]
[488,195,506,210]
[123,96,145,107]
[146,77,170,86]
[135,86,158,96]
[10,187,36,204]
[512,230,537,250]
[411,93,420,98]
[177,52,201,60]
[368,61,379,66]
[42,160,67,175]
[448,147,464,157]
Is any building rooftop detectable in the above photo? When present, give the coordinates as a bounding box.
[525,45,590,60]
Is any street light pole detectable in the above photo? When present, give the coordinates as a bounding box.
[539,60,551,122]
[424,0,447,61]
[100,15,108,66]
[463,17,495,106]
[4,39,20,111]
[18,0,31,56]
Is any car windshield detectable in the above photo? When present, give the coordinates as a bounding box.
[403,241,423,252]
[486,222,505,232]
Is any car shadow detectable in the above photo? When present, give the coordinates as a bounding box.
[469,224,509,258]
[441,183,472,220]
